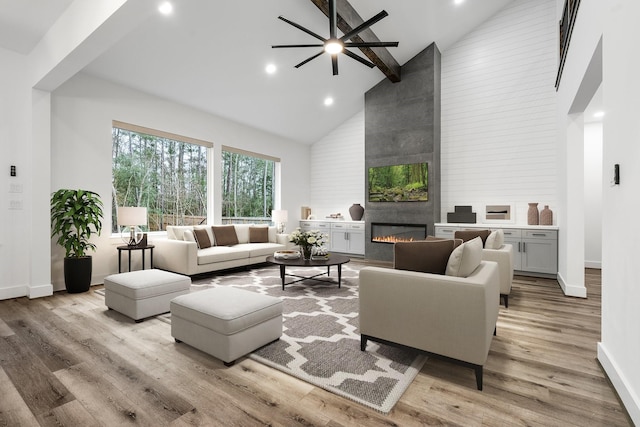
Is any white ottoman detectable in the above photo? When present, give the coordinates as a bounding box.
[104,269,191,322]
[170,287,282,366]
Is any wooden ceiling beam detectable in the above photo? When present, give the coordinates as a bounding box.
[309,0,401,82]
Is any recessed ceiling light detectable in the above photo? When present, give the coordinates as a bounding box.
[454,0,465,5]
[158,2,173,15]
[324,97,334,106]
[265,64,277,74]
[593,111,605,118]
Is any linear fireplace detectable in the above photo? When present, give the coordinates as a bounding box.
[371,222,427,244]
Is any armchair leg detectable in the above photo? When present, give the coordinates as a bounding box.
[474,365,483,390]
[360,335,368,351]
[501,294,509,308]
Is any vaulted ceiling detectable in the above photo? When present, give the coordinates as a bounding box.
[0,0,514,144]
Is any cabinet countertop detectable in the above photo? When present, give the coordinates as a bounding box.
[435,223,558,231]
[301,219,365,224]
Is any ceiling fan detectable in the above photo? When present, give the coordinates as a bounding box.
[272,0,399,76]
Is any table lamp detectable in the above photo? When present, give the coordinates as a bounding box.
[272,209,288,234]
[117,206,147,246]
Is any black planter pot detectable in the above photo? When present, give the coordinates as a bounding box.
[64,256,92,293]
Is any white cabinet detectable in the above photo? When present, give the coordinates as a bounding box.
[299,221,365,255]
[435,224,558,278]
[330,222,365,255]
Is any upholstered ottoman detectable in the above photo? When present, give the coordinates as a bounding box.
[170,287,282,366]
[104,269,191,322]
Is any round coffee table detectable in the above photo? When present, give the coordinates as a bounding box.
[266,254,351,290]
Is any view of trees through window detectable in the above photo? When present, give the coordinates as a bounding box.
[112,125,277,233]
[222,150,275,222]
[112,126,208,232]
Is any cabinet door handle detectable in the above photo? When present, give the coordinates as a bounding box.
[522,242,526,252]
[518,242,521,252]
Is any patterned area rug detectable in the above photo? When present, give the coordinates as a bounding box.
[191,263,427,414]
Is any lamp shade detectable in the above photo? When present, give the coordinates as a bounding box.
[117,207,148,226]
[271,209,288,223]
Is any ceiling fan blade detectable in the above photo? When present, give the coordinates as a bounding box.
[344,41,399,48]
[342,49,376,68]
[340,10,389,41]
[329,0,337,39]
[272,44,324,48]
[332,54,338,75]
[295,51,324,68]
[278,16,326,42]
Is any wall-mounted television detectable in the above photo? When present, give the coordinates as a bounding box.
[368,162,428,202]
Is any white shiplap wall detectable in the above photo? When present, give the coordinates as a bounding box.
[309,110,365,219]
[441,0,558,224]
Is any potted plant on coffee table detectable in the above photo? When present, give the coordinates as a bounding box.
[51,189,104,293]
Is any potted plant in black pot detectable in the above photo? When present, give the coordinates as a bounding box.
[51,189,104,293]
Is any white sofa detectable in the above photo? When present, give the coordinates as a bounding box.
[153,225,289,276]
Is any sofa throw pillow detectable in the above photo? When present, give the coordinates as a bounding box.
[485,229,504,249]
[212,225,239,246]
[249,226,269,243]
[193,228,212,249]
[394,239,459,275]
[454,229,491,246]
[183,229,196,243]
[446,236,483,277]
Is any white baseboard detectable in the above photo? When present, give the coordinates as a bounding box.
[598,342,639,424]
[585,260,602,269]
[557,272,587,298]
[28,283,53,299]
[0,285,27,300]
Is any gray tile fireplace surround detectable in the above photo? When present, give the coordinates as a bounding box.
[364,42,442,262]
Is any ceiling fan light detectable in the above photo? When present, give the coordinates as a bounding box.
[324,41,343,55]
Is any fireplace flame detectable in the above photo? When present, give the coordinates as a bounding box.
[372,235,416,243]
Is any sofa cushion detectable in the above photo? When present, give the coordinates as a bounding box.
[168,225,194,241]
[249,226,269,243]
[193,227,212,249]
[233,224,251,244]
[446,237,483,277]
[212,225,239,246]
[454,229,491,245]
[197,246,249,265]
[394,239,460,275]
[233,242,286,258]
[485,229,504,249]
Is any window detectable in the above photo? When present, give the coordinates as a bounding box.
[112,121,210,233]
[221,148,277,224]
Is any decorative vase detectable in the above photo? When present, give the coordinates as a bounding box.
[349,203,364,221]
[527,203,539,225]
[540,205,553,225]
[300,245,313,260]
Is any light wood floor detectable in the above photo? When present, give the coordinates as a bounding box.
[0,265,631,426]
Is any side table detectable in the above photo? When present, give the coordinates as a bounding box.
[117,245,155,273]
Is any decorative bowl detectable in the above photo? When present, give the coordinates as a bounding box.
[274,250,301,259]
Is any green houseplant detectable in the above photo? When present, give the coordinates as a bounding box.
[51,189,104,293]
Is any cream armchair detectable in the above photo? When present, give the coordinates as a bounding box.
[455,229,514,307]
[359,259,500,390]
[482,244,514,307]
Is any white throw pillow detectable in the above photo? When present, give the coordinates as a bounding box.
[446,236,483,277]
[183,229,196,243]
[485,229,504,249]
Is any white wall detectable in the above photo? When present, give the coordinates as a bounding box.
[0,47,32,299]
[440,0,558,225]
[598,0,640,423]
[584,122,602,268]
[50,72,310,290]
[309,110,365,220]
